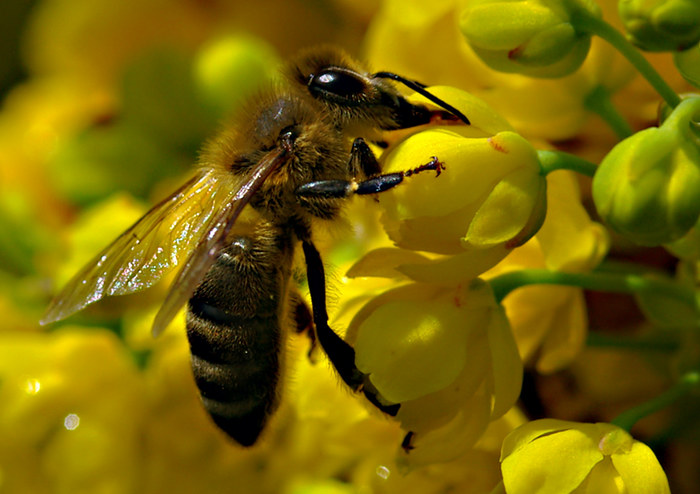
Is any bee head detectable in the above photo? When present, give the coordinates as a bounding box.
[286,46,428,133]
[286,46,470,133]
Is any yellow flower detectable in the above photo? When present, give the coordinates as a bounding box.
[485,170,609,373]
[376,87,546,282]
[500,420,671,493]
[364,0,639,141]
[347,279,523,462]
[0,328,144,493]
[363,0,503,91]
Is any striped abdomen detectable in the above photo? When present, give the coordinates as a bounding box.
[185,226,293,446]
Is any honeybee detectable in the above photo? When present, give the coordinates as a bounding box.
[41,46,469,446]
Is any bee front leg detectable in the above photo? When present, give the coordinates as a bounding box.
[301,240,400,417]
[297,153,444,199]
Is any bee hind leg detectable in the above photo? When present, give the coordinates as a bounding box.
[301,240,400,417]
[289,290,318,362]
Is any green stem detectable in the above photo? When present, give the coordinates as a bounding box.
[537,150,598,177]
[584,85,634,139]
[488,269,696,308]
[573,12,682,109]
[586,331,679,353]
[611,371,700,431]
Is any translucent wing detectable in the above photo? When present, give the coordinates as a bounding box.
[42,146,290,338]
[150,147,289,336]
[41,168,238,325]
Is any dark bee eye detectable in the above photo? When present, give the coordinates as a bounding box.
[309,68,366,99]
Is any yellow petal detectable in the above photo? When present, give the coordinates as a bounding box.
[573,457,624,494]
[611,441,671,494]
[502,427,603,494]
[396,246,509,284]
[399,384,493,466]
[345,247,427,279]
[464,134,544,248]
[536,171,609,272]
[396,328,490,432]
[487,304,523,418]
[354,285,484,403]
[535,288,587,374]
[501,419,590,458]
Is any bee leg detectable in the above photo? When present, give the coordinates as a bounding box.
[348,137,381,178]
[296,155,444,199]
[301,240,400,417]
[289,290,317,362]
[401,431,416,453]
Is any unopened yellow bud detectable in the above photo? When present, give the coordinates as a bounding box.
[378,87,546,280]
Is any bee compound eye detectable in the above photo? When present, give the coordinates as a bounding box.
[309,69,366,99]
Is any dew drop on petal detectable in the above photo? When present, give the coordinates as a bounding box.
[24,378,41,394]
[376,465,391,480]
[64,413,80,431]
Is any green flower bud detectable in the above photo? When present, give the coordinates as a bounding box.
[592,97,700,245]
[635,279,700,328]
[619,0,700,51]
[460,0,601,77]
[194,35,280,117]
[665,216,700,260]
[674,44,700,88]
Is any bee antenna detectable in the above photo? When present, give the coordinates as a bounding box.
[372,72,471,125]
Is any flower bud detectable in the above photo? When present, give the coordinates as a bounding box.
[674,45,700,88]
[194,35,280,117]
[634,278,700,328]
[377,87,547,281]
[619,0,700,51]
[665,216,700,260]
[501,420,671,493]
[349,280,523,461]
[460,0,601,77]
[592,96,700,245]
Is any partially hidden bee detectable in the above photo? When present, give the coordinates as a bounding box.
[41,46,470,446]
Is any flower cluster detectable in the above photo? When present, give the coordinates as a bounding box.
[1,0,699,492]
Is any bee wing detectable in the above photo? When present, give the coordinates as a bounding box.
[150,147,289,336]
[43,145,289,333]
[40,169,235,325]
